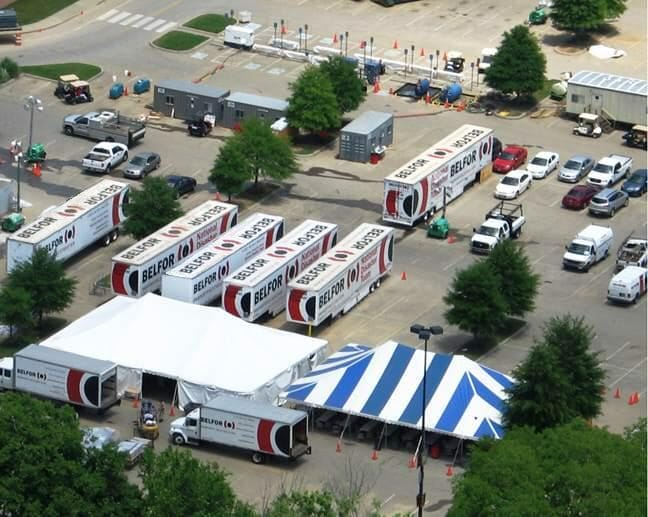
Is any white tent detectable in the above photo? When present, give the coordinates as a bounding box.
[41,294,327,408]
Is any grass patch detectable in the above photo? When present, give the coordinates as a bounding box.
[20,62,101,81]
[154,31,208,51]
[533,79,559,104]
[10,0,79,26]
[0,317,68,358]
[461,318,527,360]
[184,14,235,34]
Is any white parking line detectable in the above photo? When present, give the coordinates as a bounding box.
[406,12,428,27]
[609,357,647,386]
[143,19,167,31]
[478,13,500,26]
[571,264,613,297]
[156,21,177,33]
[132,16,154,28]
[325,0,344,10]
[120,14,143,26]
[108,11,131,24]
[97,9,119,21]
[443,255,466,271]
[606,341,631,361]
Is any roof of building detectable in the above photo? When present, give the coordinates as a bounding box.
[156,80,230,98]
[568,71,647,96]
[225,92,288,111]
[342,111,393,134]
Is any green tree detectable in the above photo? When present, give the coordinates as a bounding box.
[485,25,546,97]
[449,420,646,516]
[123,176,183,240]
[140,447,255,516]
[265,490,337,517]
[210,138,249,201]
[287,66,341,133]
[0,57,19,79]
[319,56,367,113]
[7,248,76,326]
[0,392,141,516]
[486,240,540,318]
[0,286,33,337]
[551,0,627,33]
[444,261,508,341]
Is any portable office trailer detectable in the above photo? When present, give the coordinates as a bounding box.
[153,80,230,121]
[566,71,648,126]
[339,111,394,162]
[222,92,289,129]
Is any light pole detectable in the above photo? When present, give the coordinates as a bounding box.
[369,36,374,60]
[410,44,415,73]
[435,49,440,79]
[10,140,23,213]
[273,21,278,42]
[304,24,309,54]
[344,31,349,57]
[410,323,444,517]
[403,48,408,81]
[280,19,284,49]
[339,33,344,54]
[429,54,433,82]
[24,95,43,155]
[298,27,303,51]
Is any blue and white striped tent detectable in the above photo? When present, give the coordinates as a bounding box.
[280,341,514,440]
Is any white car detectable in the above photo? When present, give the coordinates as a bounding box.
[527,151,559,179]
[495,170,532,199]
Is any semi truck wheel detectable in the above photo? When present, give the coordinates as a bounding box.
[251,452,266,464]
[172,433,185,446]
[102,234,111,247]
[111,229,119,241]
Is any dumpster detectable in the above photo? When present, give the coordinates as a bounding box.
[2,212,25,233]
[133,78,151,95]
[427,216,449,239]
[109,82,124,99]
[25,143,46,164]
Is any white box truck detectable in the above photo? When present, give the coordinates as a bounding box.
[6,179,129,272]
[383,124,495,226]
[287,223,394,326]
[10,344,121,411]
[223,220,338,321]
[169,395,311,464]
[111,201,238,297]
[161,213,284,305]
[224,24,260,49]
[563,225,614,272]
[607,266,647,304]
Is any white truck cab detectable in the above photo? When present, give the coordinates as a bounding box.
[563,225,613,272]
[0,357,13,391]
[471,202,525,254]
[607,266,647,304]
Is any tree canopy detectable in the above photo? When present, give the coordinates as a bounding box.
[449,420,646,516]
[319,56,367,113]
[287,66,341,133]
[551,0,627,33]
[123,176,184,240]
[0,286,33,337]
[485,25,546,97]
[6,247,77,326]
[210,138,249,201]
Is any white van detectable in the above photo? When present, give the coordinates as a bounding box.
[0,357,13,391]
[563,225,614,272]
[607,266,647,304]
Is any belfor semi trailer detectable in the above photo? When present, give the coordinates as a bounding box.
[383,124,495,226]
[111,201,238,297]
[6,179,129,272]
[287,223,394,326]
[161,213,285,305]
[223,220,338,321]
[169,395,311,464]
[9,344,121,412]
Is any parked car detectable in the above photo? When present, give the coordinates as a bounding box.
[166,175,197,197]
[493,145,527,173]
[527,151,559,179]
[559,155,595,182]
[123,152,161,179]
[562,185,600,210]
[588,188,629,217]
[188,119,212,137]
[621,169,648,197]
[494,170,532,199]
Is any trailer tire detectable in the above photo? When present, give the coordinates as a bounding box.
[172,433,186,446]
[251,452,266,464]
[102,234,112,247]
[64,126,74,136]
[111,229,119,242]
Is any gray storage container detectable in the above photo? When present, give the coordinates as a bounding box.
[153,80,230,121]
[339,111,394,163]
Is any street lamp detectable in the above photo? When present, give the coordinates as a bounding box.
[298,27,303,51]
[410,44,415,73]
[339,32,344,54]
[435,49,440,79]
[369,36,374,60]
[280,19,284,49]
[344,31,349,57]
[273,22,278,42]
[429,54,433,82]
[304,24,309,54]
[10,140,23,213]
[24,95,43,155]
[410,323,444,517]
[403,48,408,81]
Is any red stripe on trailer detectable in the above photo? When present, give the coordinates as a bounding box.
[111,262,129,295]
[379,236,388,274]
[266,228,275,248]
[419,178,429,216]
[288,289,306,321]
[385,190,398,216]
[220,213,231,233]
[223,285,241,316]
[112,195,121,225]
[257,419,275,453]
[66,370,83,404]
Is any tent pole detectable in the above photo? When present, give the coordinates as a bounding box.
[171,381,178,409]
[339,414,351,441]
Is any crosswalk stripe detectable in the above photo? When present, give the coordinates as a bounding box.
[155,21,177,33]
[108,11,131,24]
[97,9,119,21]
[143,19,166,31]
[121,14,143,26]
[132,16,154,28]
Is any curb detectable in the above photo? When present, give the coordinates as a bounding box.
[553,47,588,56]
[20,68,104,83]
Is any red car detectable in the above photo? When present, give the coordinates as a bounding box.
[561,185,600,210]
[493,145,528,173]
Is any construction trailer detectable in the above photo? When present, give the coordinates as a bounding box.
[339,111,394,163]
[566,71,648,126]
[221,92,288,129]
[153,80,230,121]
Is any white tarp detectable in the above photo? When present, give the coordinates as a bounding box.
[40,294,327,408]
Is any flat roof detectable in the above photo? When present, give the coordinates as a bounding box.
[156,80,230,99]
[568,71,647,96]
[225,92,288,111]
[342,111,393,134]
[16,344,116,374]
[203,395,307,425]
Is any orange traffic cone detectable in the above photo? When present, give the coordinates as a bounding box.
[408,455,417,469]
[627,393,636,405]
[169,404,176,416]
[401,271,407,280]
[360,40,366,49]
[420,47,425,57]
[124,86,128,96]
[444,99,450,109]
[33,162,42,177]
[389,87,394,95]
[447,234,457,244]
[336,440,342,453]
[132,396,139,408]
[373,81,380,93]
[281,24,287,35]
[614,387,621,398]
[371,450,379,461]
[333,33,338,44]
[392,40,399,49]
[425,93,430,104]
[446,465,453,476]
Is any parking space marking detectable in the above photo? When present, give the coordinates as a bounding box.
[156,21,178,33]
[97,9,119,21]
[478,13,500,26]
[143,19,167,31]
[120,14,143,26]
[132,16,154,28]
[571,264,613,297]
[443,255,467,271]
[260,57,283,72]
[325,0,344,10]
[606,341,632,361]
[406,13,429,27]
[108,11,131,24]
[609,357,647,386]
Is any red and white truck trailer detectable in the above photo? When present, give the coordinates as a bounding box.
[169,395,311,464]
[383,124,495,226]
[6,179,129,272]
[111,201,238,298]
[223,220,338,321]
[9,344,121,411]
[161,213,285,305]
[287,223,394,326]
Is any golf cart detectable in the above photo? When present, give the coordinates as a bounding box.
[444,51,465,73]
[528,6,548,24]
[573,113,602,138]
[427,216,450,239]
[54,74,80,98]
[622,125,647,150]
[1,213,25,233]
[64,80,93,104]
[135,400,160,440]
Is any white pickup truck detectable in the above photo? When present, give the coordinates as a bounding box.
[616,234,648,272]
[471,201,525,254]
[82,142,128,173]
[586,154,633,188]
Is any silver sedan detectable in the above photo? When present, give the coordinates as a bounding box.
[123,152,161,179]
